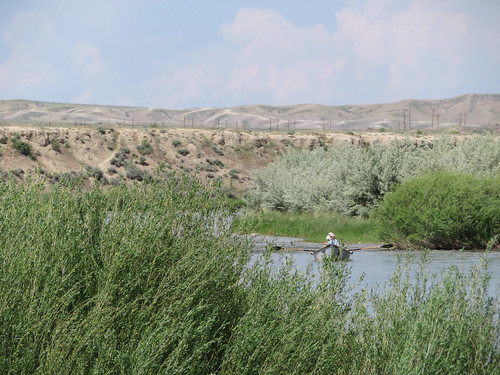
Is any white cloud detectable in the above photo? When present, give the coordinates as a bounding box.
[0,9,61,97]
[143,8,347,107]
[215,9,344,104]
[154,3,484,107]
[0,43,58,95]
[2,10,57,46]
[73,42,104,77]
[1,1,499,107]
[333,0,479,100]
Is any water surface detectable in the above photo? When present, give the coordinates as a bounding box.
[249,235,500,297]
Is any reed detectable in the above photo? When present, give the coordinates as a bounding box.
[234,210,379,243]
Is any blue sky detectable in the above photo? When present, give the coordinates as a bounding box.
[0,0,499,108]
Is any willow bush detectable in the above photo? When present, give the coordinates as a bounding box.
[249,136,500,216]
[374,171,500,249]
[0,173,250,374]
[218,252,499,374]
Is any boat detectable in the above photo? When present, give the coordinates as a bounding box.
[310,244,352,261]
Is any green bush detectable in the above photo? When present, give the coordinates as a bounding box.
[0,174,497,373]
[126,165,151,181]
[11,135,36,160]
[137,139,153,155]
[0,173,249,374]
[374,171,500,249]
[50,139,61,152]
[110,151,128,167]
[250,136,500,216]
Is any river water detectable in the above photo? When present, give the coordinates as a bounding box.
[249,235,500,297]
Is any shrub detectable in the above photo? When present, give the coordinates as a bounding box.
[250,136,500,215]
[11,135,36,160]
[126,165,151,181]
[212,146,224,156]
[139,155,148,166]
[172,139,182,147]
[50,171,85,185]
[229,169,240,180]
[137,139,153,155]
[374,171,500,249]
[0,172,248,373]
[213,158,224,167]
[11,168,24,178]
[177,148,189,156]
[110,151,128,167]
[50,139,61,152]
[86,166,104,182]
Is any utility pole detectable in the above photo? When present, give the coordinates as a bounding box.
[403,109,408,131]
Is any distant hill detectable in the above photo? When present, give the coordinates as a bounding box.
[1,94,499,131]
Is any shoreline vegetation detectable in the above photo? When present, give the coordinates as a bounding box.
[0,175,498,373]
[248,135,500,250]
[0,125,499,372]
[234,210,379,244]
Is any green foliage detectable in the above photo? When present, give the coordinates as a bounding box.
[110,151,129,167]
[177,148,190,156]
[172,139,182,147]
[220,251,499,374]
[235,210,378,243]
[50,139,61,152]
[11,134,36,160]
[0,173,249,374]
[137,139,153,155]
[0,175,497,373]
[126,165,151,181]
[250,136,500,216]
[374,171,500,249]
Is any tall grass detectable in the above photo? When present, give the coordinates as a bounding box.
[0,175,498,374]
[234,210,378,243]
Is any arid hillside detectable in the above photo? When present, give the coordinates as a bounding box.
[0,125,442,194]
[1,93,500,131]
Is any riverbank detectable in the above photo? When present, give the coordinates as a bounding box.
[235,210,379,244]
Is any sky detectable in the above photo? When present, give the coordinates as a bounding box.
[0,0,499,109]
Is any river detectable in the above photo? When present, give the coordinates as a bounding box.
[248,235,500,297]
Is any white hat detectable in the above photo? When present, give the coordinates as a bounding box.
[328,232,334,236]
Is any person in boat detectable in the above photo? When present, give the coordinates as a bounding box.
[324,232,339,247]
